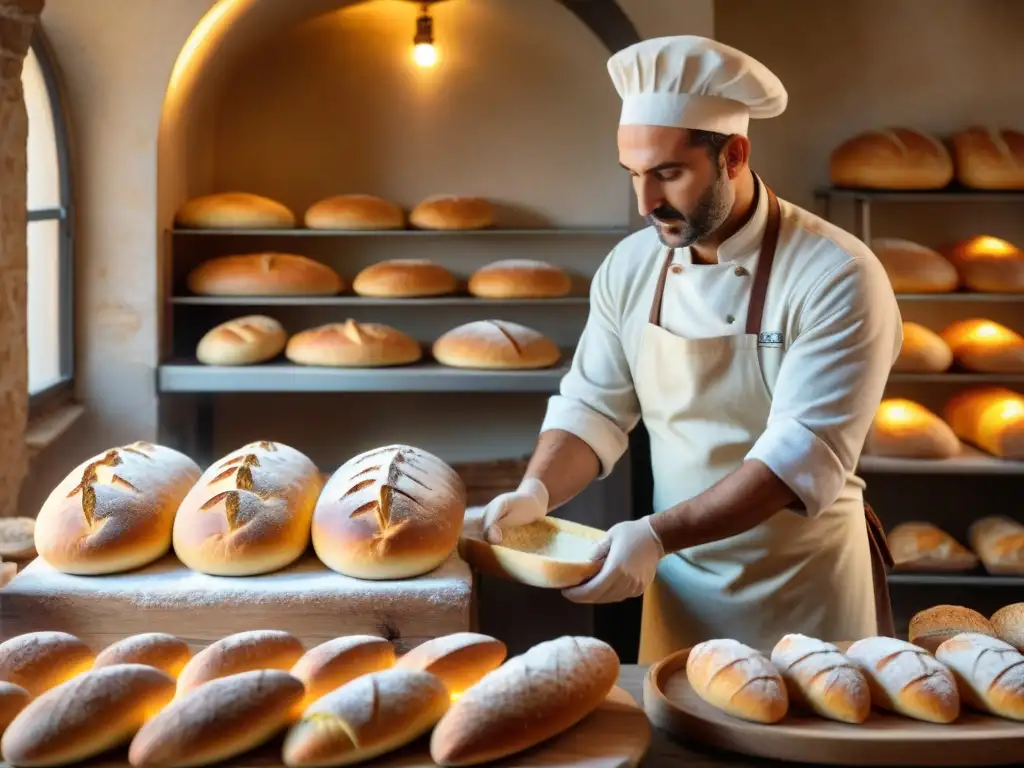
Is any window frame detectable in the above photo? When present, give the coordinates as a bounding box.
[25,28,75,416]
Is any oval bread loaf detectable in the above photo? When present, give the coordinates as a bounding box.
[176,630,305,697]
[35,442,202,575]
[969,516,1024,575]
[304,194,405,230]
[290,635,396,707]
[940,319,1024,373]
[770,634,870,723]
[936,632,1024,720]
[285,320,423,368]
[352,259,457,298]
[894,322,953,373]
[409,195,493,230]
[283,669,449,767]
[187,253,343,296]
[829,128,954,190]
[2,664,176,767]
[394,633,507,697]
[951,128,1024,190]
[909,604,997,653]
[887,522,978,572]
[468,260,573,299]
[172,441,322,576]
[944,236,1024,294]
[0,517,36,560]
[992,604,1024,651]
[865,399,960,459]
[944,387,1024,460]
[0,682,30,736]
[0,632,95,697]
[871,238,959,294]
[196,315,287,366]
[93,633,193,679]
[687,639,788,724]
[175,192,296,229]
[432,320,560,370]
[312,444,466,580]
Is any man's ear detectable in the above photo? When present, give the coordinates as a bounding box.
[723,135,751,179]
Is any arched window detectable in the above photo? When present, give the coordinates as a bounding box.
[23,31,74,413]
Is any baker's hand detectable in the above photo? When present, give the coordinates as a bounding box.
[481,477,549,544]
[562,517,664,604]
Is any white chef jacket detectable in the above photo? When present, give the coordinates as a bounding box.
[542,177,903,518]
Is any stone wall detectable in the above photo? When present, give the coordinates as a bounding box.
[0,0,43,518]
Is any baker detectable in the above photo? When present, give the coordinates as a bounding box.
[481,35,903,663]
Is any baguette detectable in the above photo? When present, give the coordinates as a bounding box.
[93,633,192,679]
[290,635,396,707]
[887,522,978,572]
[845,636,959,723]
[770,634,870,723]
[969,516,1024,575]
[283,669,449,767]
[935,632,1024,720]
[908,605,997,653]
[429,636,618,766]
[175,192,295,229]
[687,639,788,724]
[992,604,1024,651]
[0,631,95,697]
[176,630,305,697]
[0,682,30,736]
[865,399,960,459]
[394,633,507,698]
[944,387,1024,460]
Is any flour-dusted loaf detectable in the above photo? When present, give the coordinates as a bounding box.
[176,630,305,697]
[0,632,95,697]
[769,634,870,724]
[943,236,1024,294]
[128,669,305,768]
[864,399,960,459]
[187,253,344,296]
[433,320,561,370]
[969,516,1024,575]
[409,195,493,230]
[196,315,287,366]
[394,633,507,697]
[285,320,423,368]
[894,322,953,373]
[2,664,176,767]
[312,445,466,579]
[352,259,457,298]
[829,128,954,189]
[940,319,1024,373]
[871,238,959,294]
[951,127,1024,190]
[429,636,619,766]
[304,194,405,230]
[887,522,978,572]
[909,605,997,654]
[290,635,396,708]
[35,442,202,575]
[468,259,573,299]
[992,604,1024,652]
[172,441,323,576]
[93,634,193,679]
[936,632,1024,720]
[686,639,788,724]
[845,636,960,723]
[0,517,36,561]
[944,387,1024,460]
[175,192,296,229]
[283,669,449,767]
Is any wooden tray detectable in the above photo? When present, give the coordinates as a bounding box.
[644,646,1024,766]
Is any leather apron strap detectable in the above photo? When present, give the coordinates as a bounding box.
[865,502,896,636]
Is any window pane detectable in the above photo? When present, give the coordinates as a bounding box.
[23,46,61,211]
[27,218,62,395]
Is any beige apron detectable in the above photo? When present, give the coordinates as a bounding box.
[634,186,894,664]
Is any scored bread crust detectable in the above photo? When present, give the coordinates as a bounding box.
[467,259,573,298]
[951,127,1024,190]
[175,192,296,229]
[865,399,960,459]
[352,259,457,298]
[196,315,287,366]
[908,605,997,653]
[304,194,405,230]
[432,320,560,370]
[770,634,870,724]
[286,321,423,368]
[887,521,978,572]
[175,630,305,697]
[93,633,193,679]
[969,516,1024,575]
[687,639,788,724]
[870,238,959,294]
[893,322,953,373]
[290,636,397,707]
[940,319,1024,373]
[0,631,96,697]
[935,632,1024,719]
[394,633,507,696]
[187,253,344,296]
[829,127,954,190]
[409,195,494,230]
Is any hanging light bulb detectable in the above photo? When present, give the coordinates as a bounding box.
[412,2,438,67]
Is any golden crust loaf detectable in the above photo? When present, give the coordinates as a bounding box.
[304,194,405,230]
[285,321,423,367]
[468,260,573,298]
[951,127,1024,190]
[175,192,296,229]
[909,605,997,653]
[409,195,494,230]
[290,636,397,708]
[944,386,1024,460]
[196,315,287,366]
[394,633,507,697]
[871,238,959,294]
[352,259,457,298]
[433,320,560,370]
[865,399,960,459]
[829,128,954,189]
[770,634,870,724]
[93,633,192,679]
[943,236,1024,294]
[0,632,95,697]
[940,319,1024,373]
[176,630,305,697]
[187,253,344,296]
[992,603,1024,651]
[970,516,1024,575]
[887,522,978,572]
[894,322,953,373]
[687,639,788,724]
[936,632,1024,720]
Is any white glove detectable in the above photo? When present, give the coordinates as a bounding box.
[481,477,549,544]
[562,517,664,604]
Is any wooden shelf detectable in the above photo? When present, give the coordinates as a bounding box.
[814,186,1024,203]
[170,295,590,307]
[889,572,1024,587]
[171,227,629,238]
[858,443,1024,475]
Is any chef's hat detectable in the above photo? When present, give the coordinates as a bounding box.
[607,36,787,136]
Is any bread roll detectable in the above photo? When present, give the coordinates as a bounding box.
[887,522,978,572]
[352,259,457,298]
[909,605,996,653]
[2,664,176,767]
[35,442,202,575]
[0,681,30,736]
[175,192,296,229]
[0,632,94,697]
[940,319,1024,373]
[290,636,396,707]
[187,253,344,296]
[769,634,870,724]
[944,387,1024,460]
[845,636,959,723]
[969,516,1024,575]
[304,194,405,230]
[128,669,305,768]
[283,669,448,768]
[829,128,954,189]
[686,639,788,724]
[433,320,560,370]
[991,603,1024,651]
[394,633,507,698]
[468,260,573,299]
[196,315,287,366]
[864,399,960,459]
[176,630,305,697]
[409,195,493,230]
[430,636,618,766]
[0,517,36,560]
[894,322,953,373]
[172,441,322,576]
[936,632,1024,720]
[871,238,959,294]
[312,445,466,580]
[93,634,192,679]
[951,127,1024,190]
[285,321,422,368]
[944,236,1024,294]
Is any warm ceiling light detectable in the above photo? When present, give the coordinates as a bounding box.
[412,1,441,67]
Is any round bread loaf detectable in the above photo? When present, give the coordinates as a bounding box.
[176,630,305,697]
[291,636,396,708]
[196,315,287,366]
[35,442,202,575]
[172,441,322,576]
[940,318,1024,373]
[870,238,959,293]
[128,669,305,768]
[433,320,560,370]
[93,634,192,679]
[304,194,405,230]
[0,517,36,560]
[0,682,30,736]
[944,386,1024,460]
[312,444,466,580]
[467,259,573,299]
[285,320,422,367]
[0,632,95,697]
[352,259,457,298]
[991,603,1024,651]
[864,399,960,459]
[394,633,507,698]
[829,128,953,189]
[909,605,997,654]
[951,127,1024,190]
[409,195,494,230]
[175,192,296,229]
[187,253,344,296]
[2,664,176,767]
[893,322,953,373]
[943,236,1024,294]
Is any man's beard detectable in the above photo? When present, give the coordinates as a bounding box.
[648,169,732,249]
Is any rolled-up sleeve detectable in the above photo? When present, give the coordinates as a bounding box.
[541,256,641,478]
[746,256,902,517]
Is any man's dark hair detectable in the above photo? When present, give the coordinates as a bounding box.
[687,129,732,160]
